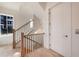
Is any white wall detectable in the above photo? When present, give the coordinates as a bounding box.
[0,2,45,46]
[19,2,49,48]
[0,34,13,46]
[0,2,58,49]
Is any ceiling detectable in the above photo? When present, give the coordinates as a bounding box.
[39,2,47,10]
[0,2,22,11]
[0,2,48,11]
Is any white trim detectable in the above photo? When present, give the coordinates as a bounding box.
[48,3,62,49]
[49,2,62,10]
[0,13,13,17]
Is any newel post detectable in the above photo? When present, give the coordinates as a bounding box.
[21,32,26,57]
[13,29,16,49]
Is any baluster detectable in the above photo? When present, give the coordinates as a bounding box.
[17,31,19,42]
[28,35,29,53]
[27,35,28,54]
[40,35,41,47]
[36,35,37,49]
[28,35,30,53]
[15,31,17,43]
[29,35,30,53]
[31,35,32,51]
[16,32,17,43]
[37,35,39,48]
[38,35,39,48]
[24,36,26,54]
[32,35,34,51]
[31,35,33,51]
[42,34,44,47]
[29,36,31,52]
[41,35,42,47]
[33,35,35,50]
[40,34,41,47]
[18,30,20,42]
[26,36,27,54]
[21,32,25,57]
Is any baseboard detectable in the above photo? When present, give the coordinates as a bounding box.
[49,49,64,57]
[0,44,12,47]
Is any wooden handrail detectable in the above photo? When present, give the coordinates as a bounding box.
[24,36,42,46]
[13,21,31,49]
[15,21,31,32]
[25,30,34,35]
[25,33,45,36]
[24,33,44,46]
[15,30,33,45]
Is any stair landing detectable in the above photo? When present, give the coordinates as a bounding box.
[26,48,63,57]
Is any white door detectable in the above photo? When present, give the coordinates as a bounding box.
[50,3,72,56]
[72,3,79,57]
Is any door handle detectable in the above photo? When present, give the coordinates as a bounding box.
[65,35,68,38]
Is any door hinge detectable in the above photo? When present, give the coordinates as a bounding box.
[49,22,51,25]
[49,43,51,47]
[49,33,51,36]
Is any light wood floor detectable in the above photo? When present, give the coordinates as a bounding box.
[26,48,63,57]
[0,45,63,57]
[0,45,21,57]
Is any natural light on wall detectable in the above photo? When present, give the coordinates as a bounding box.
[30,19,33,28]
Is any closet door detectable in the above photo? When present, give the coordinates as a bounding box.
[72,3,79,57]
[50,3,71,56]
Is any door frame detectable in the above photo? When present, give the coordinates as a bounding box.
[48,2,62,49]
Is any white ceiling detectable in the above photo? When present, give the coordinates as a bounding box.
[0,2,49,11]
[0,2,22,11]
[39,2,47,10]
[0,2,57,17]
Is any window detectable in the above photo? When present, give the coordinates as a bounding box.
[0,15,13,34]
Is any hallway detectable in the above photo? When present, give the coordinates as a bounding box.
[0,45,63,57]
[26,48,63,57]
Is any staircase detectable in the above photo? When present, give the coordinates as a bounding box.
[21,32,44,56]
[13,20,44,57]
